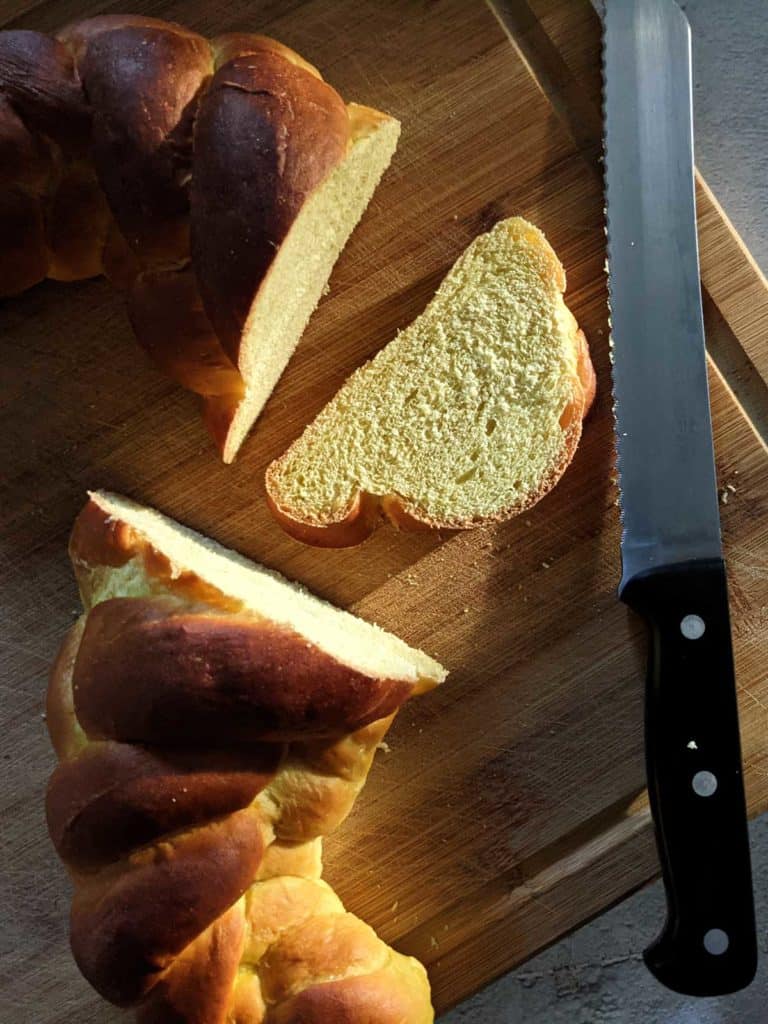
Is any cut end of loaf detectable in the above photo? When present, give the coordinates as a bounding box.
[217,107,401,463]
[0,18,401,464]
[72,490,446,692]
[266,217,595,545]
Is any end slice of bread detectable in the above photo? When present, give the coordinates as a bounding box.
[211,105,400,463]
[266,217,596,546]
[71,490,445,694]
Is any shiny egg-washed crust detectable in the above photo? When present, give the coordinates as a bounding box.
[265,230,597,547]
[0,16,396,459]
[46,499,435,1022]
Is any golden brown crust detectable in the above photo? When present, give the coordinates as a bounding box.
[135,902,246,1024]
[200,391,247,455]
[69,499,243,611]
[229,972,267,1023]
[126,269,243,398]
[265,233,596,547]
[258,914,385,1005]
[48,498,436,1021]
[264,486,384,549]
[269,966,433,1024]
[211,34,321,78]
[72,596,414,744]
[69,498,138,568]
[46,616,87,760]
[46,741,279,870]
[347,101,395,142]
[575,326,597,416]
[257,842,323,884]
[70,807,267,1004]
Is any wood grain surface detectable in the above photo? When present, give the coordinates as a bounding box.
[1,0,767,1019]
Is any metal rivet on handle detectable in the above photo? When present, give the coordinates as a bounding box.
[692,770,718,797]
[680,614,706,639]
[703,929,730,956]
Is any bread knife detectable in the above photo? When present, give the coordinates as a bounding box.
[602,0,757,995]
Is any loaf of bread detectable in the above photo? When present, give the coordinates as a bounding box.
[47,490,445,1022]
[266,217,596,545]
[0,18,400,461]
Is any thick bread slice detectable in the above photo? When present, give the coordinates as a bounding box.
[199,103,401,463]
[266,217,596,546]
[69,491,445,704]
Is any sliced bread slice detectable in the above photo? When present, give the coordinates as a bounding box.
[70,490,445,696]
[266,217,596,546]
[207,104,401,463]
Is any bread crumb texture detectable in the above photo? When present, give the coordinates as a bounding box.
[269,217,583,527]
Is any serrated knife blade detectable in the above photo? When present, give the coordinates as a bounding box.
[603,0,756,997]
[604,0,721,590]
[606,0,720,593]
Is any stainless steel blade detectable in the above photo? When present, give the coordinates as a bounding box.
[603,0,723,591]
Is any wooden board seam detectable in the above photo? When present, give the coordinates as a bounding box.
[398,801,653,961]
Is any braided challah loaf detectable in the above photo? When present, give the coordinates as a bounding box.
[0,17,400,461]
[46,491,445,1022]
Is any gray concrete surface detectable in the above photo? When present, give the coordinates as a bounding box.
[442,0,768,1020]
[442,817,768,1022]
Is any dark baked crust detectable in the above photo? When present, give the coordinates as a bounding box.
[72,596,413,744]
[0,30,103,292]
[0,80,52,294]
[70,806,265,1004]
[0,187,48,295]
[191,45,349,361]
[0,94,52,188]
[47,161,114,280]
[126,268,243,397]
[46,740,279,870]
[0,30,89,151]
[59,16,212,268]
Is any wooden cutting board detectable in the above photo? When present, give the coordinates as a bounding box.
[2,0,767,1018]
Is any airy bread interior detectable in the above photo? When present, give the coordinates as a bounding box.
[268,217,587,529]
[84,490,444,690]
[221,106,401,462]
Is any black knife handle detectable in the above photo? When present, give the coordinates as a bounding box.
[621,558,757,996]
